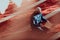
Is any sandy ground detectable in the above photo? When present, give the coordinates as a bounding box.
[0,0,60,40]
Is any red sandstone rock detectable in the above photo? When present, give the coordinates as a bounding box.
[39,0,59,10]
[5,1,16,14]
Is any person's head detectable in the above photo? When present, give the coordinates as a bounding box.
[32,7,42,16]
[37,7,41,12]
[35,7,41,13]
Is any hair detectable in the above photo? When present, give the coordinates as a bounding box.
[33,7,41,15]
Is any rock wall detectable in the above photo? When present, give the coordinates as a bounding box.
[39,0,59,10]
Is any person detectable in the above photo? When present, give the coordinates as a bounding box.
[31,7,48,31]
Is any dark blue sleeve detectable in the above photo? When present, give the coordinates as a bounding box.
[41,16,47,22]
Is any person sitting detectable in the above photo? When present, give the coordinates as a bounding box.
[31,7,48,31]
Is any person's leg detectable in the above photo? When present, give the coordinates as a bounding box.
[36,23,44,31]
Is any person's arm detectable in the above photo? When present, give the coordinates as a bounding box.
[44,20,53,29]
[41,16,47,22]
